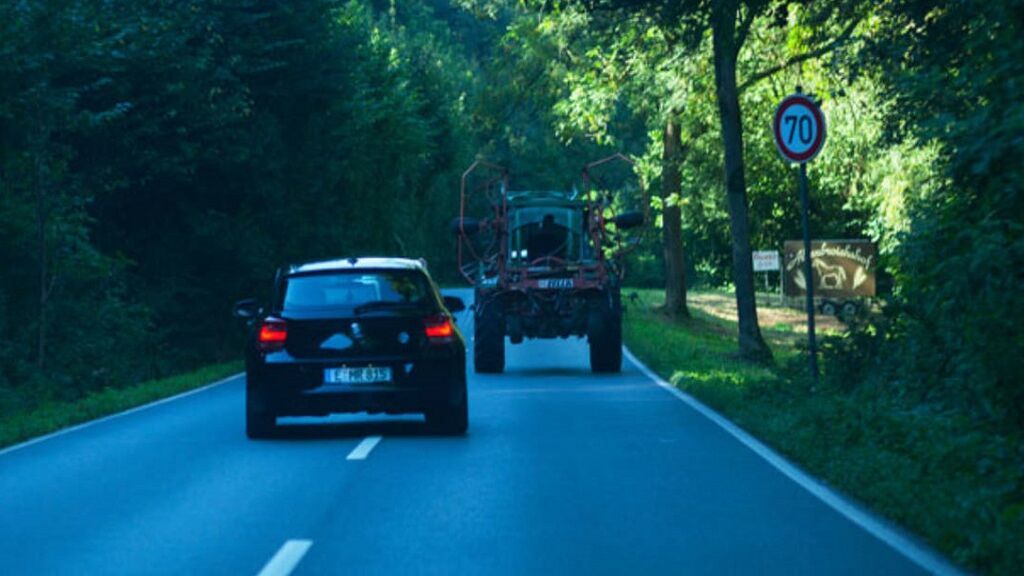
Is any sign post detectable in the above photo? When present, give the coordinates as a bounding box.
[773,87,827,383]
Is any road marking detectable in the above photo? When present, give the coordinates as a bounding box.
[346,435,382,460]
[622,347,965,576]
[257,539,313,576]
[0,373,244,458]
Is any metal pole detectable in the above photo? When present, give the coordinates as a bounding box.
[799,163,819,383]
[779,264,784,307]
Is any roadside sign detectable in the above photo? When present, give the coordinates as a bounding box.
[773,93,826,163]
[774,88,828,384]
[783,240,878,298]
[752,250,780,272]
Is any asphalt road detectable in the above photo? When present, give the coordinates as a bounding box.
[0,290,947,575]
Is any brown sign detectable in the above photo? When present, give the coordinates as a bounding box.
[783,240,877,297]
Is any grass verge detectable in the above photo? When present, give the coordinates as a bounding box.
[0,361,242,450]
[623,289,1022,575]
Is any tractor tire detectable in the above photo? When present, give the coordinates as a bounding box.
[474,298,505,374]
[589,292,622,374]
[245,388,277,440]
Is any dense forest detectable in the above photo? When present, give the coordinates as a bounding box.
[1,0,484,405]
[1,0,1021,566]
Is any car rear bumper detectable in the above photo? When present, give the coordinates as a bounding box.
[272,387,432,416]
[246,357,463,417]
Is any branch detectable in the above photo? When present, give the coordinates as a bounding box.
[738,16,862,94]
[734,5,758,58]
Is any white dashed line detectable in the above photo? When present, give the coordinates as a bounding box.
[346,435,382,460]
[257,539,313,576]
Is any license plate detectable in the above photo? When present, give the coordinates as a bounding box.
[324,366,392,385]
[538,278,573,289]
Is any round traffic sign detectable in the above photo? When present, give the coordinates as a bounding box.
[773,94,826,163]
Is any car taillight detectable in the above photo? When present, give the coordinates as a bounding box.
[424,315,454,343]
[257,317,288,351]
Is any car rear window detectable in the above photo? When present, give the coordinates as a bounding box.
[282,270,432,311]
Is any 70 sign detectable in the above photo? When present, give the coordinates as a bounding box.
[773,89,827,384]
[772,93,826,163]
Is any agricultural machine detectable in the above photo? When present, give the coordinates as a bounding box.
[452,155,646,374]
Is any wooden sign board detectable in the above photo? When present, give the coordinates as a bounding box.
[783,240,877,297]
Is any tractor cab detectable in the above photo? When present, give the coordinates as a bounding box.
[506,192,590,268]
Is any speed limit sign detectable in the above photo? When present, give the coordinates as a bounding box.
[774,89,827,383]
[773,93,826,163]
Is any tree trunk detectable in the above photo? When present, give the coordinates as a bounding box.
[661,118,688,318]
[711,1,771,361]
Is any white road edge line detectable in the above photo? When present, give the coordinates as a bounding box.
[623,347,964,576]
[346,435,383,461]
[0,372,244,458]
[257,539,313,576]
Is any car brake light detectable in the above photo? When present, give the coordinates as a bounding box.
[257,317,287,351]
[424,315,454,342]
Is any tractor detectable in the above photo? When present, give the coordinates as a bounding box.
[452,155,646,374]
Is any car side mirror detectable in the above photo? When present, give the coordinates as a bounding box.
[443,296,466,313]
[233,298,260,319]
[611,211,644,230]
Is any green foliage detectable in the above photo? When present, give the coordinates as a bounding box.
[806,0,1024,461]
[0,361,241,450]
[863,0,1024,432]
[0,0,479,417]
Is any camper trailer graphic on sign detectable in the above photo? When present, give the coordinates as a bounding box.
[783,240,877,297]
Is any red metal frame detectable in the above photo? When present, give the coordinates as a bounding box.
[580,153,648,279]
[457,160,508,285]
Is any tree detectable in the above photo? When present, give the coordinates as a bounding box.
[660,118,689,317]
[555,0,773,356]
[708,0,771,359]
[500,6,700,316]
[567,0,866,359]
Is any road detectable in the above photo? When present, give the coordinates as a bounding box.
[0,290,946,575]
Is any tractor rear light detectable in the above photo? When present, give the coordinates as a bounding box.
[424,315,454,343]
[257,317,288,351]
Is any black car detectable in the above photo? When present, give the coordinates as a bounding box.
[233,257,468,438]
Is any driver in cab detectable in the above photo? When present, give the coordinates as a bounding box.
[527,213,567,261]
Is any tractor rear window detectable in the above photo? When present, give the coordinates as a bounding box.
[282,271,431,311]
[509,207,585,263]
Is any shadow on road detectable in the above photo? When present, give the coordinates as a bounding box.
[502,367,625,378]
[268,417,440,441]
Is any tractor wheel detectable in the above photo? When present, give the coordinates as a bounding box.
[474,298,505,374]
[589,293,622,374]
